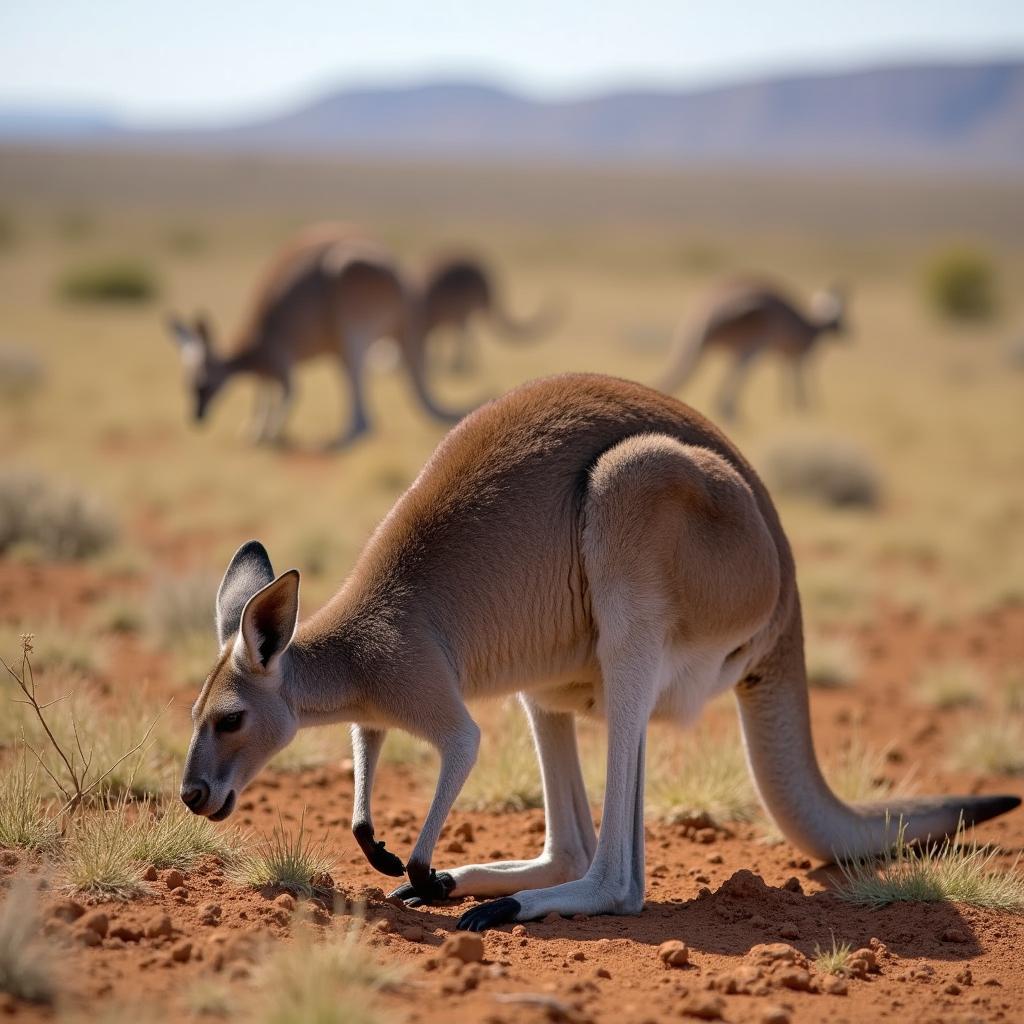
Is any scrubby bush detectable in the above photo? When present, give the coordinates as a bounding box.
[0,347,45,405]
[924,246,998,323]
[58,259,158,303]
[0,471,117,559]
[762,436,881,510]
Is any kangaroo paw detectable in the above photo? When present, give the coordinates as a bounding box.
[388,869,455,906]
[457,897,522,932]
[352,825,405,877]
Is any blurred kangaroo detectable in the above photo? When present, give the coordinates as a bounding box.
[420,255,559,374]
[167,223,468,448]
[179,372,1017,933]
[659,279,847,421]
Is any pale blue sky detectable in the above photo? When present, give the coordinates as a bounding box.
[2,1,1023,124]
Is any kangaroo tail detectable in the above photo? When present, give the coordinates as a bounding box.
[656,320,707,395]
[399,309,482,425]
[735,607,1019,862]
[489,293,563,342]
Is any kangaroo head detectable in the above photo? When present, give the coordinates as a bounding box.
[810,285,848,338]
[167,313,227,423]
[180,541,301,820]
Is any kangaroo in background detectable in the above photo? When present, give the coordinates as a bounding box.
[179,373,1016,932]
[420,255,560,374]
[659,279,847,421]
[167,224,469,448]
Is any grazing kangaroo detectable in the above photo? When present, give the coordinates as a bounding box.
[167,224,466,447]
[180,373,1017,932]
[659,280,847,421]
[420,255,558,374]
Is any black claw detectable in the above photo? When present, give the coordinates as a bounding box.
[387,869,456,906]
[961,794,1021,828]
[456,897,521,933]
[353,824,406,878]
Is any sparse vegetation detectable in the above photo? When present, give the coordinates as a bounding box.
[234,814,334,897]
[762,436,881,510]
[0,471,117,560]
[828,738,917,805]
[837,820,1024,911]
[58,258,158,303]
[952,718,1024,776]
[0,880,57,1004]
[813,934,854,975]
[0,347,45,405]
[128,799,237,869]
[648,727,759,825]
[0,753,59,851]
[805,633,860,688]
[915,661,984,710]
[62,800,144,898]
[256,918,400,1024]
[457,702,542,812]
[924,245,998,322]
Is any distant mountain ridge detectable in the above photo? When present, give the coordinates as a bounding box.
[3,60,1023,170]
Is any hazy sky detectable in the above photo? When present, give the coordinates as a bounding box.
[3,1,1023,124]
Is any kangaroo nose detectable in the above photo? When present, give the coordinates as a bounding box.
[180,781,209,813]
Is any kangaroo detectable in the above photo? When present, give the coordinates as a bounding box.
[167,223,467,448]
[180,372,1016,932]
[420,255,559,374]
[659,280,847,421]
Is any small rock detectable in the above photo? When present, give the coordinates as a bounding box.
[569,949,586,962]
[399,925,425,943]
[944,982,961,996]
[940,926,968,944]
[682,993,725,1019]
[511,925,527,937]
[274,893,296,912]
[759,1007,791,1024]
[658,940,689,967]
[50,898,86,923]
[706,853,723,865]
[783,877,803,894]
[171,940,193,963]
[454,821,475,843]
[309,871,335,891]
[594,967,611,979]
[79,911,109,937]
[441,932,484,964]
[541,912,561,924]
[823,975,848,995]
[146,914,174,939]
[164,869,185,890]
[746,943,805,967]
[777,967,813,992]
[694,828,716,845]
[142,865,159,882]
[955,966,973,987]
[779,922,800,940]
[198,902,222,926]
[110,924,143,943]
[77,927,102,947]
[445,839,465,855]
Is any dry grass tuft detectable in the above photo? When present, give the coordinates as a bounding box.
[837,820,1024,911]
[762,435,881,510]
[255,917,401,1024]
[828,738,918,806]
[61,800,144,898]
[234,813,334,897]
[813,934,854,975]
[0,471,117,560]
[951,718,1024,776]
[805,633,860,689]
[0,753,59,852]
[915,661,984,710]
[0,879,57,1004]
[128,800,238,870]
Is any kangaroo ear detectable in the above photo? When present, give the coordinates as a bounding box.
[193,313,213,349]
[237,570,300,674]
[216,541,275,646]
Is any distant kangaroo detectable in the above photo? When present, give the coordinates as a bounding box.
[167,224,468,448]
[420,255,559,374]
[180,373,1016,932]
[659,280,847,421]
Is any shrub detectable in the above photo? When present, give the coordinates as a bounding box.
[0,348,45,405]
[837,820,1024,910]
[0,471,117,560]
[0,879,57,1004]
[924,246,998,322]
[58,259,157,303]
[762,436,881,510]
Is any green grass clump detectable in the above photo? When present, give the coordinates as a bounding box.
[0,754,59,851]
[0,471,117,560]
[456,703,542,813]
[128,800,237,870]
[915,661,983,710]
[256,919,400,1024]
[0,880,57,1004]
[837,821,1024,911]
[234,814,334,897]
[58,259,157,303]
[813,934,854,975]
[648,726,759,825]
[924,246,998,323]
[762,435,881,510]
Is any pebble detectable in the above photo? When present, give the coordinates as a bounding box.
[658,940,689,968]
[77,927,102,947]
[682,993,725,1019]
[50,898,85,923]
[198,902,222,926]
[142,865,159,882]
[163,869,185,890]
[454,821,475,842]
[110,924,143,943]
[441,932,484,964]
[779,922,800,940]
[759,1007,791,1024]
[79,911,109,937]
[940,926,968,943]
[274,893,296,912]
[593,967,611,980]
[145,914,174,939]
[511,925,527,937]
[445,839,465,854]
[694,828,716,845]
[171,940,193,964]
[823,975,848,996]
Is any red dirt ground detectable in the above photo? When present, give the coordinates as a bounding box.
[2,560,1023,1024]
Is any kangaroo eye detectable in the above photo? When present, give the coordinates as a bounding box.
[215,711,244,734]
